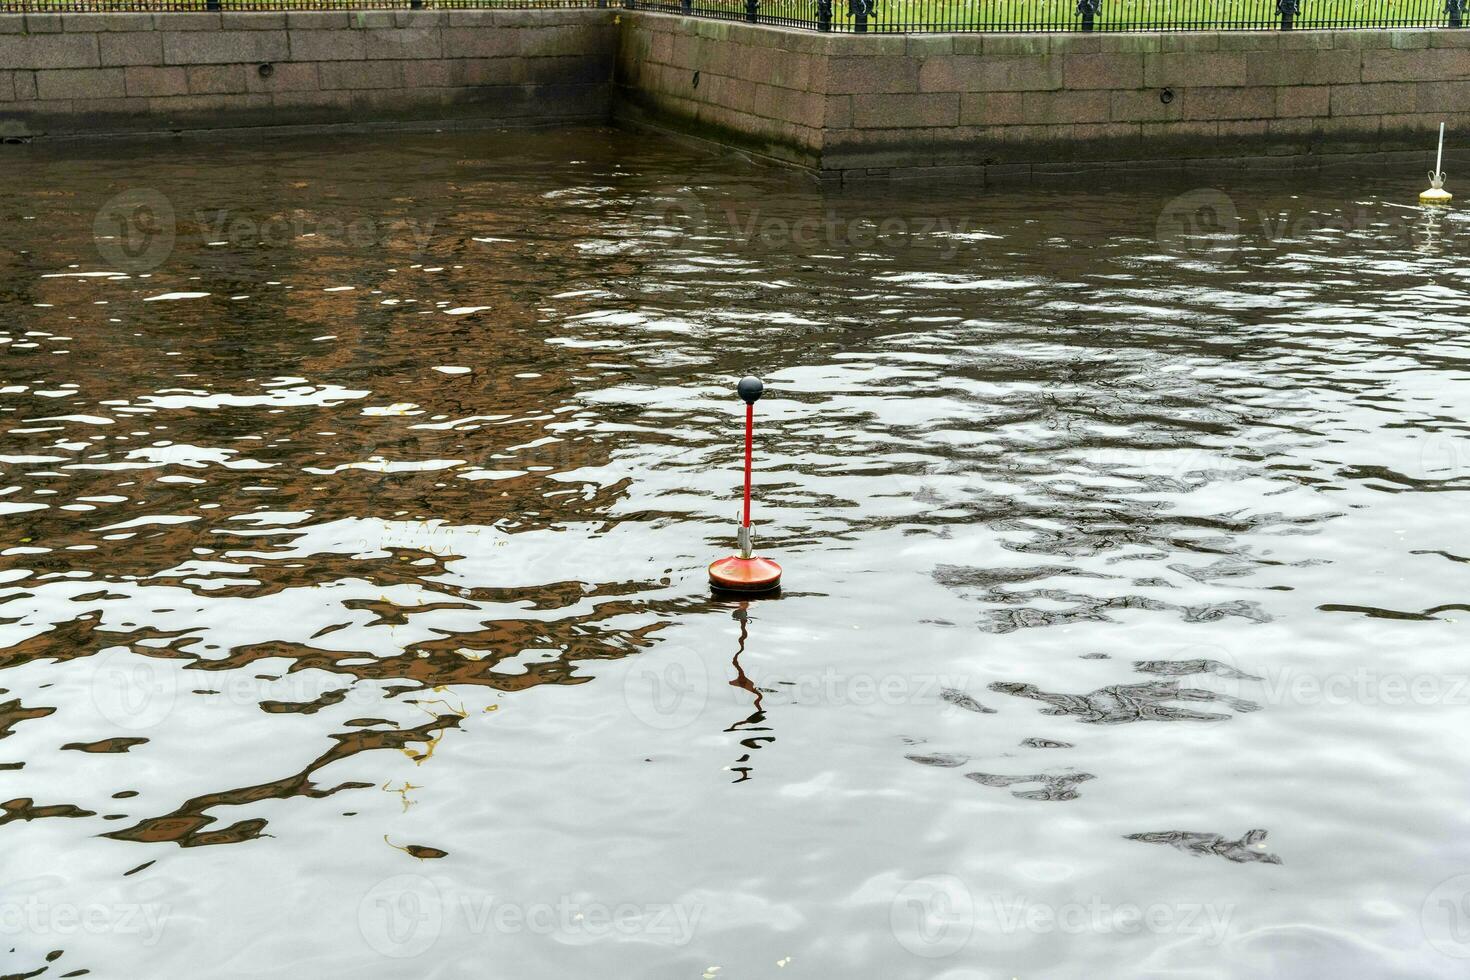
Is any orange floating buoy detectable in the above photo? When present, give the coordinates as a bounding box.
[709,376,782,594]
[709,554,782,592]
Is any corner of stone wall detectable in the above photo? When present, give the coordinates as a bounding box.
[612,10,824,170]
[615,11,1470,179]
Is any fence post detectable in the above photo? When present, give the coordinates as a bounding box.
[1450,0,1466,27]
[682,0,692,11]
[205,0,220,9]
[1075,0,1099,31]
[817,0,832,30]
[1277,0,1298,29]
[746,0,758,20]
[849,0,869,32]
[410,0,423,8]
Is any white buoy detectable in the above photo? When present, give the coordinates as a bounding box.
[1421,122,1453,205]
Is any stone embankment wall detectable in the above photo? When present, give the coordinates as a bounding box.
[3,7,1465,179]
[0,8,614,139]
[616,12,1470,178]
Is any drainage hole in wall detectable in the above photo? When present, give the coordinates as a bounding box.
[1160,87,1174,104]
[258,63,275,79]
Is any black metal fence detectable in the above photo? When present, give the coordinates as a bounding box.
[2,0,1466,32]
[631,0,1468,32]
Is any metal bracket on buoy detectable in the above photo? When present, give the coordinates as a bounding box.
[1421,122,1454,205]
[708,376,783,594]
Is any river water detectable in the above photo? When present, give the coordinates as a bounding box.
[1,127,1468,979]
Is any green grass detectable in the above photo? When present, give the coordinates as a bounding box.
[674,0,1452,31]
[4,0,1452,30]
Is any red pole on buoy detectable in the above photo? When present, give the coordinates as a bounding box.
[743,400,754,529]
[709,376,782,594]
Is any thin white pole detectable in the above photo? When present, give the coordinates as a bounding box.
[1436,122,1445,176]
